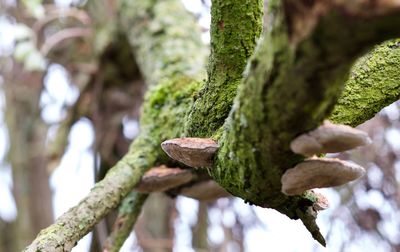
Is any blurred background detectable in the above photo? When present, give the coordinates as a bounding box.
[0,0,399,251]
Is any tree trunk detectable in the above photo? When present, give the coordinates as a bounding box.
[3,62,53,250]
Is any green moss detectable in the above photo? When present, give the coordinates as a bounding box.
[212,1,400,214]
[119,0,207,86]
[185,0,264,137]
[208,2,400,245]
[330,39,400,126]
[132,76,203,165]
[29,1,400,250]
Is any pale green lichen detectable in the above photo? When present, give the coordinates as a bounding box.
[119,0,207,86]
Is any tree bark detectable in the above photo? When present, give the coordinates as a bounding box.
[103,192,148,252]
[25,0,206,250]
[3,62,53,250]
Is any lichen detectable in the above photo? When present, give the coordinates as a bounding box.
[119,0,207,86]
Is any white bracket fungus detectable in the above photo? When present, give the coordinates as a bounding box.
[281,157,366,195]
[290,120,371,156]
[161,137,219,167]
[180,180,231,201]
[135,165,193,193]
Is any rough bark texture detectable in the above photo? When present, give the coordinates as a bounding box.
[119,0,207,86]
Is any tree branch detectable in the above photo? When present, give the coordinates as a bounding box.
[212,0,400,245]
[185,0,264,137]
[103,192,148,252]
[330,39,400,126]
[118,0,207,86]
[25,0,206,250]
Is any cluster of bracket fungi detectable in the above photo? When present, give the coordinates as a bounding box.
[134,137,227,201]
[136,120,370,207]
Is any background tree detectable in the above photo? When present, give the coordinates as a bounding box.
[1,0,400,251]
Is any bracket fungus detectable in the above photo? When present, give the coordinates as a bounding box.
[135,165,193,193]
[161,137,219,167]
[281,157,366,195]
[180,180,231,201]
[290,120,371,156]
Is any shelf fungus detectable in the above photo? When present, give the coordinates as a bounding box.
[290,120,371,156]
[281,157,366,195]
[180,180,231,201]
[135,165,193,193]
[161,137,219,167]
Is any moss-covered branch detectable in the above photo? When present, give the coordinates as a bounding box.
[24,137,156,252]
[330,39,400,126]
[185,0,264,136]
[25,0,206,250]
[212,0,400,245]
[118,0,207,86]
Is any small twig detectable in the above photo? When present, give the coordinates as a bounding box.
[46,81,93,172]
[103,192,148,252]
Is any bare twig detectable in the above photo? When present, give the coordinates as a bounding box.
[103,192,148,252]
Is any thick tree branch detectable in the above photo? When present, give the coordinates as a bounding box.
[185,0,264,136]
[211,0,400,245]
[330,39,400,126]
[25,0,206,250]
[118,0,207,86]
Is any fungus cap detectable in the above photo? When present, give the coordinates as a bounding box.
[161,138,219,167]
[291,120,371,156]
[180,180,230,201]
[135,165,193,193]
[281,157,366,195]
